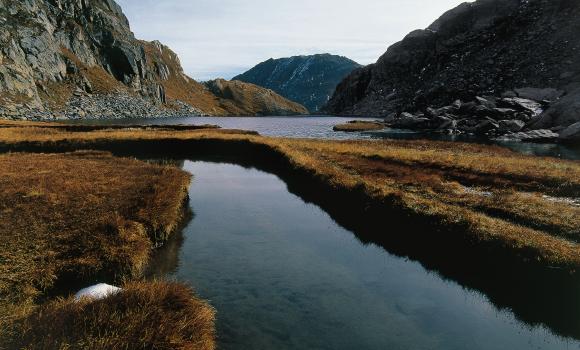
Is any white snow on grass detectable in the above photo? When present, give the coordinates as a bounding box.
[75,283,122,301]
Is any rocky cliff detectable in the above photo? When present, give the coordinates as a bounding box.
[234,54,360,112]
[324,0,580,132]
[0,0,307,119]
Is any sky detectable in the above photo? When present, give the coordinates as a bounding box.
[116,0,470,81]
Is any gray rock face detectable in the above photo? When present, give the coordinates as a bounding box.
[391,112,430,129]
[385,93,552,139]
[559,122,580,143]
[514,88,564,102]
[529,88,580,129]
[0,0,179,119]
[498,119,525,133]
[325,0,580,128]
[494,130,560,143]
[497,98,543,117]
[1,0,298,119]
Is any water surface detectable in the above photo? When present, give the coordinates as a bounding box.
[65,116,580,160]
[148,160,579,350]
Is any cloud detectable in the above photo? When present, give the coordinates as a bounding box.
[116,0,471,80]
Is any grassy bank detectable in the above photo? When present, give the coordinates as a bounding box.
[333,120,384,132]
[9,281,215,350]
[0,149,215,349]
[1,122,578,272]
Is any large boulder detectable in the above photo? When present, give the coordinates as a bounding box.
[528,88,580,129]
[559,122,580,143]
[494,129,560,143]
[498,119,525,133]
[391,112,430,129]
[514,87,565,102]
[497,98,543,117]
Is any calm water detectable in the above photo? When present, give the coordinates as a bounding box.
[147,160,579,350]
[65,116,580,160]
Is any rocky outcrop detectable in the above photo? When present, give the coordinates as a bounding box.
[234,54,360,112]
[385,93,568,142]
[559,122,580,143]
[325,0,580,131]
[528,88,580,129]
[204,79,308,116]
[0,0,304,119]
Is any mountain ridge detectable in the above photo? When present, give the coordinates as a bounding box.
[234,54,360,112]
[0,0,307,119]
[324,0,580,131]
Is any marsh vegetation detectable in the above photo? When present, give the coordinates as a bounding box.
[0,121,579,348]
[0,148,214,349]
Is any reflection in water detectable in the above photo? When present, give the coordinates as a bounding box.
[147,160,580,350]
[144,208,192,278]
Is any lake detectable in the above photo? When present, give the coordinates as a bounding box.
[65,116,580,160]
[146,160,580,350]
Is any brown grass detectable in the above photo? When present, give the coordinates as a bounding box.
[141,41,307,116]
[60,47,128,95]
[39,80,75,111]
[140,41,229,116]
[333,121,384,132]
[0,123,579,271]
[9,281,215,350]
[205,79,308,116]
[0,151,191,335]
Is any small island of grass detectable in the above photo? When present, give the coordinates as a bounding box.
[333,120,385,132]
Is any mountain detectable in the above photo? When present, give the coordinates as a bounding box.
[204,79,308,116]
[0,0,307,119]
[324,0,580,130]
[233,54,360,112]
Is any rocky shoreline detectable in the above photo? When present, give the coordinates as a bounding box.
[0,91,205,121]
[386,89,580,144]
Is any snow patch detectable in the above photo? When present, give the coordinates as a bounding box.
[75,283,122,301]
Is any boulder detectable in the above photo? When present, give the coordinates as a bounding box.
[426,105,454,118]
[473,105,493,117]
[430,115,452,128]
[459,101,478,114]
[475,96,497,109]
[492,108,518,118]
[498,97,543,116]
[438,119,458,130]
[474,119,499,134]
[392,112,430,129]
[384,112,397,122]
[558,122,580,143]
[498,119,525,133]
[494,129,559,143]
[528,88,580,129]
[425,107,440,118]
[514,87,564,102]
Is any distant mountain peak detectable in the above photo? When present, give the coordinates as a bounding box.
[234,54,361,112]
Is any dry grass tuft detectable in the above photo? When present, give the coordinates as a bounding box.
[9,281,215,350]
[0,151,191,335]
